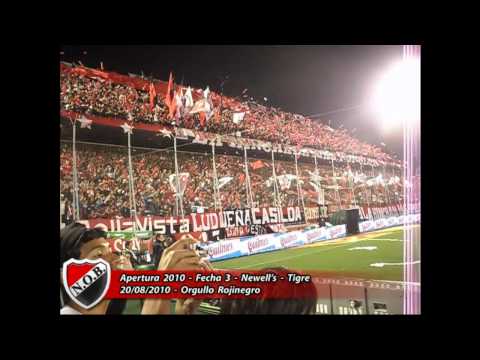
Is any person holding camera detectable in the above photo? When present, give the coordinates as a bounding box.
[60,223,207,315]
[152,233,170,269]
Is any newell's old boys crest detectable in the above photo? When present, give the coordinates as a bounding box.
[62,259,111,309]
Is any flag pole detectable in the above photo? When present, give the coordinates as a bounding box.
[211,142,221,211]
[360,162,370,219]
[173,135,184,218]
[271,149,281,208]
[348,161,357,208]
[126,129,138,235]
[71,118,80,221]
[390,164,398,206]
[219,77,226,124]
[391,165,399,206]
[294,151,305,210]
[383,164,390,206]
[331,158,342,211]
[244,146,253,208]
[370,164,376,206]
[314,155,321,206]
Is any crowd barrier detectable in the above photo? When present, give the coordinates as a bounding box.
[207,213,420,262]
[206,224,346,262]
[359,213,420,233]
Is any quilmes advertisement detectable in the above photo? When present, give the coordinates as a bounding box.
[358,214,420,233]
[205,225,346,262]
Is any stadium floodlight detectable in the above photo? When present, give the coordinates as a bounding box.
[371,58,420,132]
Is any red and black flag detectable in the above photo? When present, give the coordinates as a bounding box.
[149,82,157,111]
[164,72,177,119]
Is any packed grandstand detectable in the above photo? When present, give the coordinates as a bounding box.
[60,62,413,229]
[59,45,422,315]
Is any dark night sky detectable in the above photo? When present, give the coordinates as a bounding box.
[61,45,405,158]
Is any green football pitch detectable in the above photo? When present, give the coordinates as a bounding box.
[123,225,420,313]
[211,225,421,282]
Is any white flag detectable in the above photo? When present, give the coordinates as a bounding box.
[310,181,322,193]
[203,86,210,99]
[189,98,210,114]
[354,172,366,184]
[277,174,293,191]
[168,173,190,195]
[77,115,92,129]
[174,89,184,119]
[217,176,233,189]
[175,89,183,109]
[159,128,173,138]
[185,87,194,108]
[232,112,245,124]
[205,98,214,121]
[308,170,324,183]
[120,122,134,134]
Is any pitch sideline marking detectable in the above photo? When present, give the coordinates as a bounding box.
[364,238,404,242]
[370,260,421,268]
[231,234,405,269]
[218,228,408,268]
[348,246,378,251]
[370,279,421,286]
[301,236,403,250]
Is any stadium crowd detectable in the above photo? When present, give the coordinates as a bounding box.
[60,143,403,221]
[60,64,397,164]
[59,58,410,316]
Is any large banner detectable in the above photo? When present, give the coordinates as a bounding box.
[79,206,306,239]
[359,204,403,221]
[359,203,421,221]
[224,225,253,238]
[224,223,288,238]
[304,207,321,223]
[61,110,399,169]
